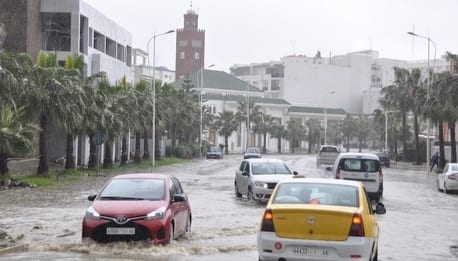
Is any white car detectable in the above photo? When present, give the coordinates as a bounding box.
[234,158,297,202]
[329,152,383,202]
[437,163,458,194]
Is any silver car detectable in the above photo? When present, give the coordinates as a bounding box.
[437,163,458,194]
[234,158,297,202]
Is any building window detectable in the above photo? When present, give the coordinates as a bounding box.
[88,27,93,47]
[117,43,125,62]
[79,15,88,54]
[41,12,71,51]
[180,51,185,59]
[271,79,280,91]
[93,30,105,52]
[179,40,188,47]
[126,45,132,66]
[195,52,200,60]
[191,39,202,47]
[106,38,116,58]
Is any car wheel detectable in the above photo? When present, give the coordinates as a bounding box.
[444,183,449,194]
[168,222,174,244]
[234,183,242,198]
[186,215,192,233]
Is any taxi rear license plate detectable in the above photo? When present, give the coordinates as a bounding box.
[106,227,135,235]
[292,247,328,256]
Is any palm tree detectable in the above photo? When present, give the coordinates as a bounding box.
[237,99,262,147]
[270,122,286,153]
[0,106,38,178]
[306,119,322,153]
[286,118,306,153]
[355,115,371,152]
[381,67,411,160]
[252,112,274,153]
[213,111,240,154]
[342,114,356,152]
[327,121,343,148]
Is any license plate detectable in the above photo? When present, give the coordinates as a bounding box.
[292,247,328,256]
[106,227,135,235]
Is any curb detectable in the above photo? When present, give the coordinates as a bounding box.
[0,243,28,256]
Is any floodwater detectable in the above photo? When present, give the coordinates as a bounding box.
[1,154,458,260]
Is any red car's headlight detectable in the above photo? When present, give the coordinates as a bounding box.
[85,206,100,219]
[146,206,166,220]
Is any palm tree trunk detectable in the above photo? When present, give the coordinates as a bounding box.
[277,137,281,153]
[262,132,267,153]
[134,131,141,162]
[0,152,9,176]
[439,121,446,168]
[402,113,408,161]
[37,113,49,174]
[121,136,128,166]
[65,132,75,169]
[224,135,229,154]
[155,128,161,161]
[88,133,97,169]
[414,115,420,164]
[103,141,113,168]
[143,129,150,160]
[346,136,350,152]
[450,123,456,163]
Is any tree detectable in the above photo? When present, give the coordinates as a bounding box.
[306,119,322,153]
[213,111,239,154]
[342,114,356,152]
[252,112,274,153]
[0,106,37,178]
[270,121,286,153]
[355,115,371,152]
[286,119,306,153]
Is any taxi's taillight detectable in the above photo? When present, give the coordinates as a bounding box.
[348,214,365,237]
[449,173,458,180]
[260,209,275,232]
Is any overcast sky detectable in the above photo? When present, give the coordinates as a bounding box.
[85,0,457,72]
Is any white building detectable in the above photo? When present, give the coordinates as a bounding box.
[231,50,449,115]
[132,48,175,85]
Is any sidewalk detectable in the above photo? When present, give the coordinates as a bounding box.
[390,161,428,172]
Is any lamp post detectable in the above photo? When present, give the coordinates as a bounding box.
[199,64,215,158]
[324,90,335,145]
[407,31,437,174]
[146,29,174,171]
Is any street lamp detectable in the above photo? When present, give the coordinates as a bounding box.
[407,31,437,174]
[146,29,174,171]
[324,90,335,145]
[199,64,215,158]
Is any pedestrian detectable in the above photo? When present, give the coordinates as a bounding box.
[430,151,439,172]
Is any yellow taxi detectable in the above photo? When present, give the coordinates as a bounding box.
[257,177,386,261]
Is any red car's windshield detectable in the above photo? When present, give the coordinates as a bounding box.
[99,178,165,200]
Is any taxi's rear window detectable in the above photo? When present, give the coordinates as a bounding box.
[339,158,380,172]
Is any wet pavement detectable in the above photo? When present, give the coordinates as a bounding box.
[1,154,457,260]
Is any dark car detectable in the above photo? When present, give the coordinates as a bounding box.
[375,151,390,167]
[206,146,223,159]
[82,173,192,245]
[244,147,262,159]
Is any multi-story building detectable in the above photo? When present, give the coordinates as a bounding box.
[0,0,134,165]
[175,7,205,80]
[132,48,175,85]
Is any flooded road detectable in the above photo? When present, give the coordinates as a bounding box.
[1,153,458,260]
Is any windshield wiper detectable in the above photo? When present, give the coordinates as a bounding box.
[99,196,145,200]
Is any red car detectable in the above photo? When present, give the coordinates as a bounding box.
[82,173,192,245]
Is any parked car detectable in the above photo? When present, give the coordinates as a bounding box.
[257,177,386,261]
[329,152,383,202]
[206,146,223,159]
[82,173,192,245]
[234,158,297,202]
[373,151,390,167]
[437,163,458,194]
[316,145,340,167]
[244,147,262,159]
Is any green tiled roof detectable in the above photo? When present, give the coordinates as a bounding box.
[171,69,264,93]
[203,93,290,105]
[288,106,346,115]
